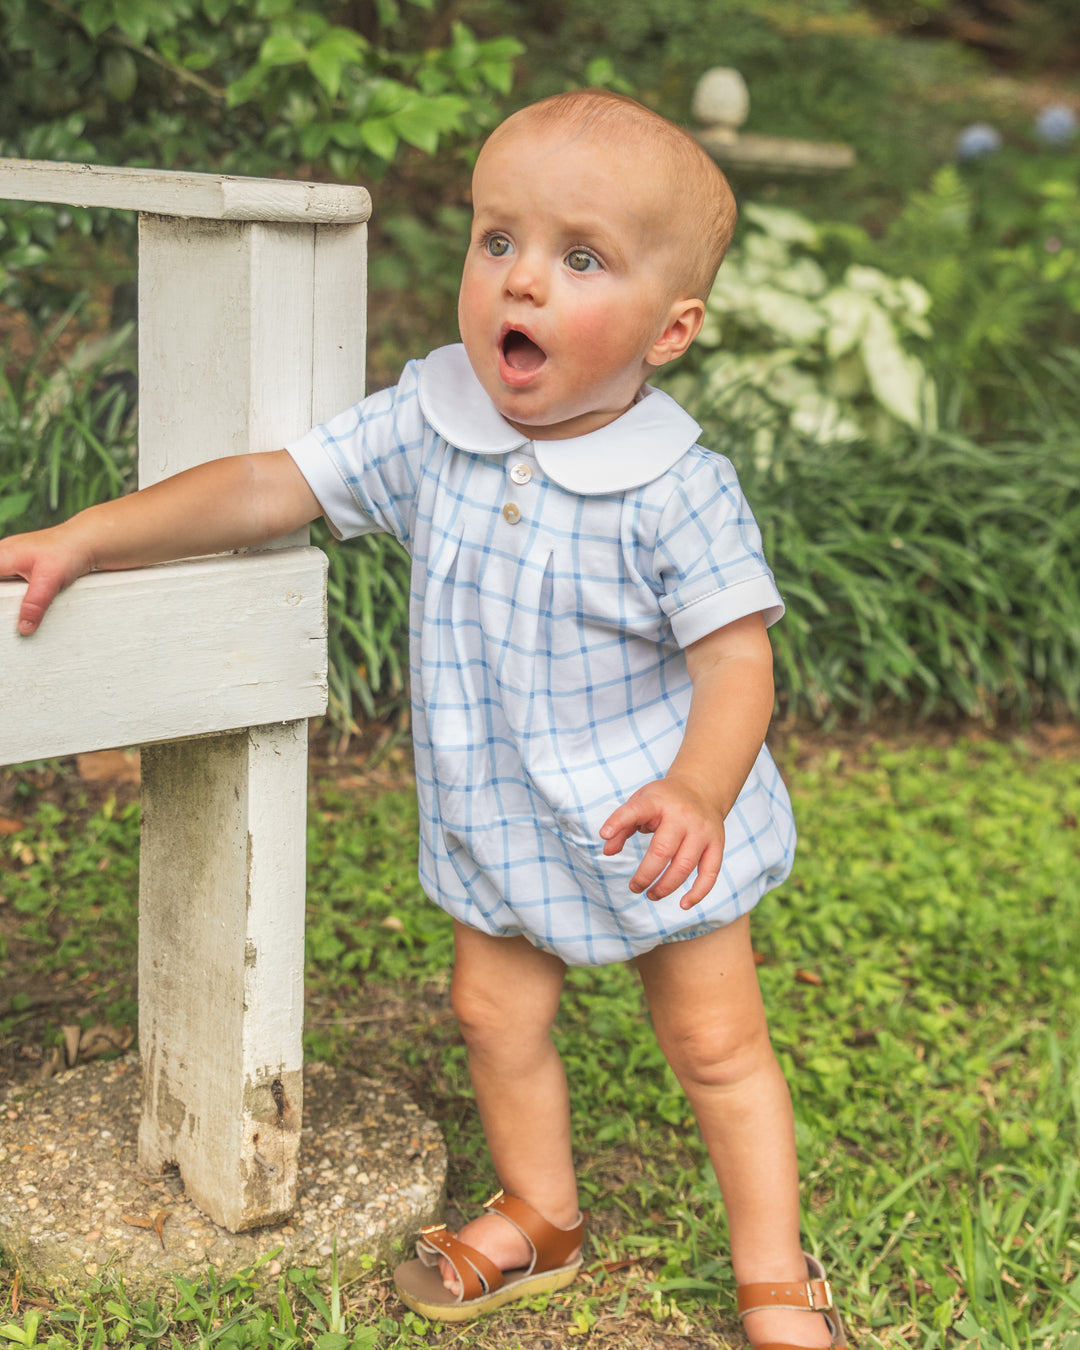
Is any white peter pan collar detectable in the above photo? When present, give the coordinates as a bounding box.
[417,343,702,496]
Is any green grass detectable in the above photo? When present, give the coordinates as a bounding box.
[2,734,1079,1347]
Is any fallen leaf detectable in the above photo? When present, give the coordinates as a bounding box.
[75,749,141,784]
[0,817,23,835]
[122,1210,170,1250]
[794,969,824,986]
[76,1024,134,1063]
[34,1046,63,1082]
[587,1258,639,1276]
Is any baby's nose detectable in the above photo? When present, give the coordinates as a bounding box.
[504,253,545,301]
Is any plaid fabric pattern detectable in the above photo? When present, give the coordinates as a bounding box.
[287,347,795,966]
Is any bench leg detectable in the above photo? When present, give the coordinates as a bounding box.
[137,721,308,1232]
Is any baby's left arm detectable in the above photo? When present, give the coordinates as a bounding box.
[598,612,775,909]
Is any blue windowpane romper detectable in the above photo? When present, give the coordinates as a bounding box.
[286,344,795,966]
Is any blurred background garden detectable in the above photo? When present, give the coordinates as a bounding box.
[1,2,1078,1348]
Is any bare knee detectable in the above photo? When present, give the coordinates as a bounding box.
[450,925,566,1065]
[450,971,506,1052]
[450,966,562,1066]
[658,1018,777,1095]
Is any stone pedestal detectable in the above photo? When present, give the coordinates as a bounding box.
[0,1057,445,1295]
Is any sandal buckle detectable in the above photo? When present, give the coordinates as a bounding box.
[482,1189,505,1209]
[419,1223,446,1236]
[809,1279,834,1312]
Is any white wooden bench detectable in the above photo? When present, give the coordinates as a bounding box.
[0,161,370,1233]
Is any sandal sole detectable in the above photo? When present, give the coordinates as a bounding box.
[393,1257,582,1322]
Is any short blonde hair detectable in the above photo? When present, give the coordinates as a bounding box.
[486,89,737,301]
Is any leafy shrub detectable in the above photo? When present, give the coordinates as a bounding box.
[735,362,1080,723]
[320,527,410,732]
[0,0,519,177]
[0,315,137,533]
[843,143,1080,429]
[662,203,937,469]
[0,0,521,319]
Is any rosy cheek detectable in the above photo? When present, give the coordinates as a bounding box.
[457,272,488,337]
[557,299,613,351]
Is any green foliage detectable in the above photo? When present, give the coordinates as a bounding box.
[663,202,937,465]
[866,145,1080,424]
[319,527,410,731]
[0,0,519,175]
[0,1251,391,1350]
[303,786,452,1005]
[0,794,140,1034]
[503,0,986,224]
[737,386,1080,723]
[0,0,521,318]
[0,315,137,532]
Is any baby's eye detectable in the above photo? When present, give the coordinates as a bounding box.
[566,249,601,273]
[484,234,512,258]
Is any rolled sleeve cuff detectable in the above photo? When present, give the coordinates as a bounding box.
[667,574,785,648]
[285,430,378,541]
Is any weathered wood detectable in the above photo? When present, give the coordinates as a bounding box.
[0,551,328,766]
[0,160,366,1234]
[312,222,369,425]
[129,204,365,1231]
[0,159,371,224]
[138,721,309,1233]
[137,217,317,475]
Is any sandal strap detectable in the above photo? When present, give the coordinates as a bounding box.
[737,1252,836,1321]
[737,1253,847,1347]
[484,1189,584,1275]
[415,1225,504,1302]
[737,1272,835,1318]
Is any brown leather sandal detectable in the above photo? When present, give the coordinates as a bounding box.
[392,1189,584,1322]
[737,1252,850,1349]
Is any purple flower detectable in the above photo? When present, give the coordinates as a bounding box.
[956,123,1001,160]
[1036,105,1077,146]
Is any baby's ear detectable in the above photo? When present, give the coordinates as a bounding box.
[647,298,706,368]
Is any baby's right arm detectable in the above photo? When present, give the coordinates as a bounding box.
[0,450,322,635]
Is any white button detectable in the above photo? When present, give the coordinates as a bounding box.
[502,503,521,525]
[510,463,532,485]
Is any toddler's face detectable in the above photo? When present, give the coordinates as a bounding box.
[458,124,698,441]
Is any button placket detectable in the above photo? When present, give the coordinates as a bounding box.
[503,457,534,525]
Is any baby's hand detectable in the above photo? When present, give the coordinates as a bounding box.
[599,776,725,910]
[0,526,92,635]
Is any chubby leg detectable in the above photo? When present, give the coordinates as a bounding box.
[636,918,832,1349]
[440,921,581,1288]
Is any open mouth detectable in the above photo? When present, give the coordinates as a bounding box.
[501,328,546,373]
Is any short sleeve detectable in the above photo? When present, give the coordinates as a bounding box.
[284,359,429,546]
[655,449,784,648]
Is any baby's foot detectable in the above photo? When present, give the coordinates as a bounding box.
[742,1306,834,1348]
[437,1207,584,1296]
[437,1211,534,1296]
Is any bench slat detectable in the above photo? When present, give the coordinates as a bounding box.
[0,548,328,766]
[0,159,371,223]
